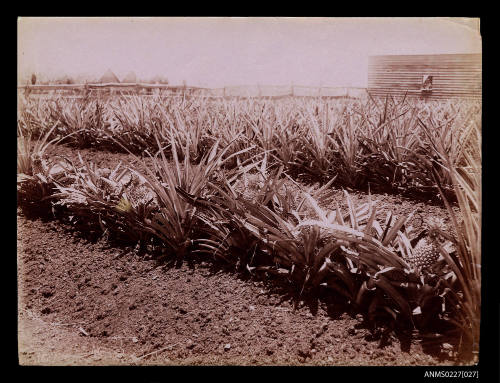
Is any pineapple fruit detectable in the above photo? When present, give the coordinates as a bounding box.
[407,217,447,269]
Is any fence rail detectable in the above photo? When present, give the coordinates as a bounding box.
[18,83,368,99]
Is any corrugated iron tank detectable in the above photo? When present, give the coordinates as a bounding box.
[368,54,481,100]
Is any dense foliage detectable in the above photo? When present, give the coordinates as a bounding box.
[17,93,481,361]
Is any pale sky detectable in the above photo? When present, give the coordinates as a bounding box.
[17,17,481,88]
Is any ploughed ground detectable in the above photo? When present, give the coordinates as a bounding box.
[18,145,467,366]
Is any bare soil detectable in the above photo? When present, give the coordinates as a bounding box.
[18,145,466,366]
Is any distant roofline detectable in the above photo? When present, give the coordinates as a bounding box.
[369,53,481,58]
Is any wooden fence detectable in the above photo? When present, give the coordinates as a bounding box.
[18,83,367,100]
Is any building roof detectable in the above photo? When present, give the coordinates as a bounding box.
[100,69,120,83]
[122,71,137,83]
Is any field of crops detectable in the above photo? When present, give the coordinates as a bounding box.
[17,92,481,365]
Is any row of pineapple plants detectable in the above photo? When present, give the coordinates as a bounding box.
[17,116,481,362]
[18,93,481,203]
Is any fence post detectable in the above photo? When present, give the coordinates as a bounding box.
[83,84,89,99]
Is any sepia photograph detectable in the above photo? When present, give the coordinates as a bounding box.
[17,17,482,367]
